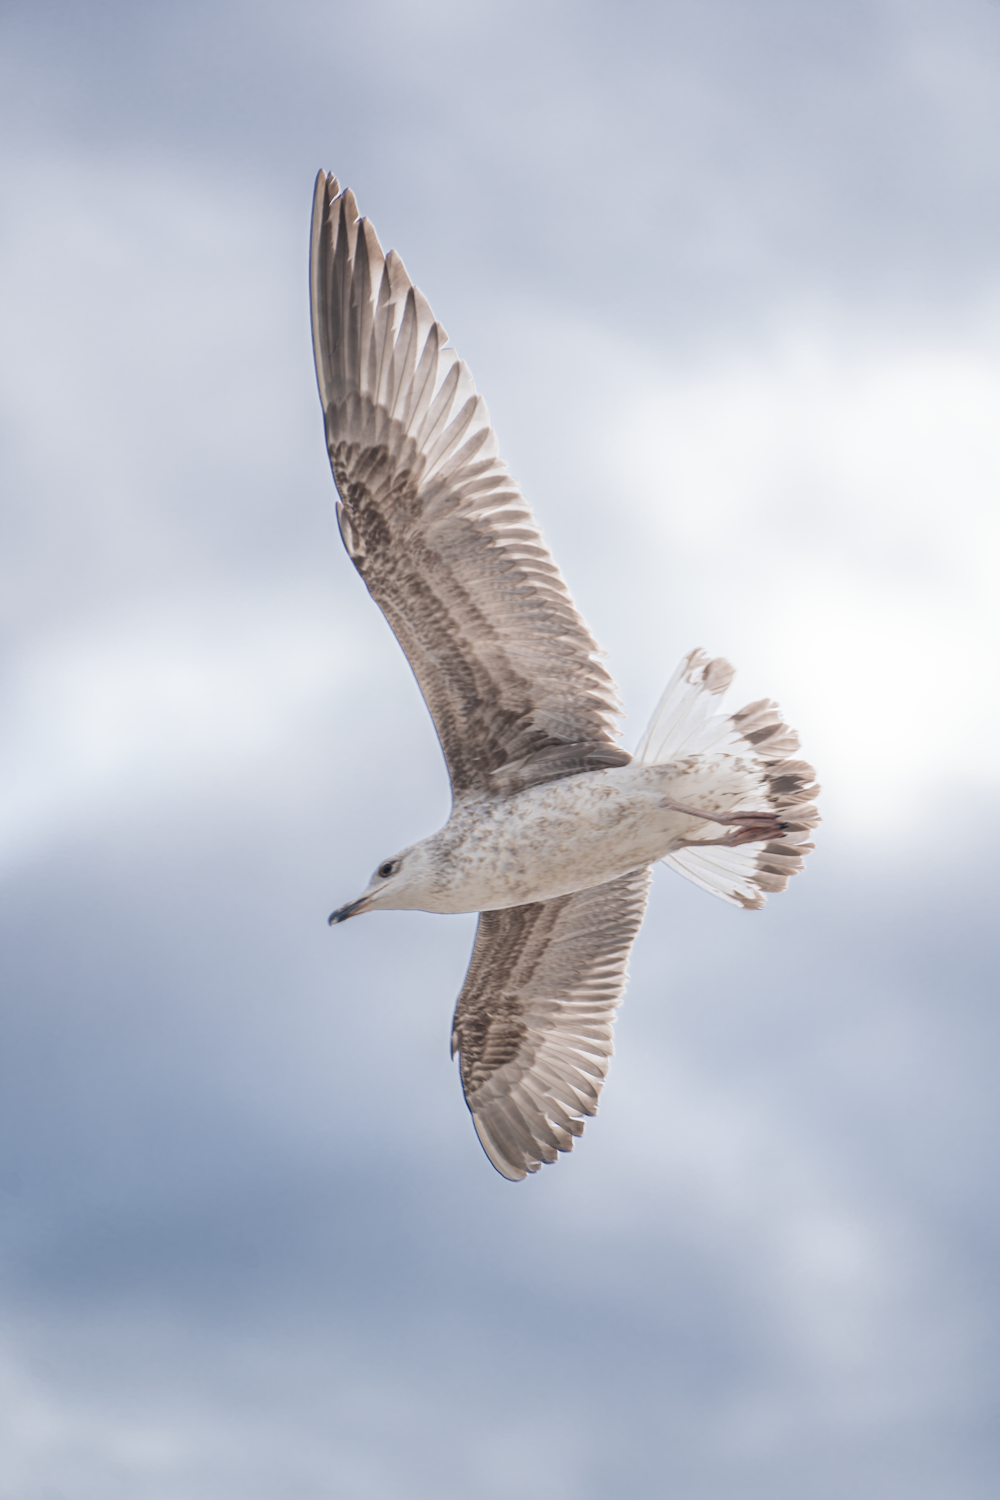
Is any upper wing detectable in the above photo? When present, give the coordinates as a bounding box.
[310,172,628,801]
[450,867,651,1180]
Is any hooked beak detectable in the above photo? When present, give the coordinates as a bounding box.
[327,893,374,925]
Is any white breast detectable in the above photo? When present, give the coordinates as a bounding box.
[426,764,723,913]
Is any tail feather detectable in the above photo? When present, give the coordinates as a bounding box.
[639,650,820,909]
[634,650,738,765]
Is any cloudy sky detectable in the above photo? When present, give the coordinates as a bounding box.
[2,1,999,1495]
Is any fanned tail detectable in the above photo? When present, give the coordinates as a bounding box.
[638,649,820,910]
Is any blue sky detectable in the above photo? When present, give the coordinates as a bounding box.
[1,2,999,1496]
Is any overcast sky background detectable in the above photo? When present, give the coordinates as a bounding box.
[1,1,999,1496]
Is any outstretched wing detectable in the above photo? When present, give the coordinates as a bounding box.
[310,172,628,801]
[451,868,651,1180]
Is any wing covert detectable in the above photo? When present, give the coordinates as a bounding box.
[450,867,652,1179]
[310,171,627,800]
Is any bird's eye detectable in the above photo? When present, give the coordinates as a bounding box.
[378,860,396,879]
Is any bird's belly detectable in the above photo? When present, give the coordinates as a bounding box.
[435,770,715,912]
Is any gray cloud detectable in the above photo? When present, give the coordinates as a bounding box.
[2,1,999,1495]
[2,820,998,1497]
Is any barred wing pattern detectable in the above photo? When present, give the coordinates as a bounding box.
[451,868,652,1179]
[310,172,628,800]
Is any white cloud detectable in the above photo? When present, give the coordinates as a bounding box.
[603,315,1000,836]
[0,589,352,871]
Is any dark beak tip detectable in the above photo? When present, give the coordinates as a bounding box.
[328,897,366,926]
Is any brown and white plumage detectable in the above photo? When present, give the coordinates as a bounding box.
[451,869,651,1180]
[310,172,628,802]
[312,172,819,1180]
[637,649,819,910]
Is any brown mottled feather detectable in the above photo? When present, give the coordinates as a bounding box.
[310,172,626,800]
[639,651,820,910]
[451,868,651,1179]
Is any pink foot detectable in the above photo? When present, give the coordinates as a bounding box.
[661,797,786,844]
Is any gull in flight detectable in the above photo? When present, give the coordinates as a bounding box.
[311,172,819,1180]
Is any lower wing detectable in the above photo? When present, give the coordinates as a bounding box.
[451,868,651,1180]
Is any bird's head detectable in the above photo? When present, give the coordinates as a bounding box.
[327,843,434,924]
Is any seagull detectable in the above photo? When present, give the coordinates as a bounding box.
[310,172,819,1181]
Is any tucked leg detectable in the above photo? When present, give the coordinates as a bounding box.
[659,797,786,842]
[678,822,783,851]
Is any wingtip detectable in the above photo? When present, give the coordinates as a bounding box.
[472,1115,530,1181]
[485,1147,530,1182]
[312,170,339,210]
